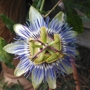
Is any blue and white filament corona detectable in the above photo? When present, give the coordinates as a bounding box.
[4,6,78,89]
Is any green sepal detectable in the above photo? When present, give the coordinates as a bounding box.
[54,11,65,24]
[0,38,14,63]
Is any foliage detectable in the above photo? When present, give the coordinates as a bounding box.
[37,82,48,90]
[0,38,14,64]
[66,0,90,17]
[60,79,76,90]
[27,77,32,82]
[55,77,76,90]
[51,0,90,33]
[33,0,42,9]
[80,15,90,22]
[0,14,15,34]
[64,6,83,33]
[3,82,24,90]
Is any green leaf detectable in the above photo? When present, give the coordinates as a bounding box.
[27,77,32,82]
[5,63,15,69]
[67,9,84,33]
[61,82,67,90]
[33,0,42,9]
[66,84,71,90]
[80,15,90,22]
[66,79,76,87]
[37,82,48,90]
[3,82,24,90]
[63,0,84,33]
[37,9,47,15]
[61,78,76,90]
[63,0,90,18]
[0,14,15,34]
[0,38,14,63]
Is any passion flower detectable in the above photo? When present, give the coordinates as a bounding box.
[4,6,78,89]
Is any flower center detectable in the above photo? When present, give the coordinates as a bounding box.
[29,27,64,64]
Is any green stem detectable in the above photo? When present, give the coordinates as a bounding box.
[40,0,45,12]
[44,0,62,17]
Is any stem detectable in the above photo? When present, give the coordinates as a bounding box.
[71,58,81,90]
[44,0,62,17]
[40,0,45,12]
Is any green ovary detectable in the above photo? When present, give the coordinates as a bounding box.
[29,27,64,64]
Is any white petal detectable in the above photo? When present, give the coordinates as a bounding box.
[51,11,65,25]
[47,72,56,89]
[31,68,44,89]
[14,59,30,76]
[29,6,43,24]
[60,61,73,74]
[14,66,26,76]
[3,41,27,55]
[14,24,30,39]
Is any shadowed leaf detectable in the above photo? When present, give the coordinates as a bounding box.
[3,82,24,90]
[0,38,14,63]
[63,0,84,33]
[0,14,15,34]
[33,0,42,9]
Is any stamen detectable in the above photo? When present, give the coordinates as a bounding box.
[29,46,48,60]
[28,27,64,64]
